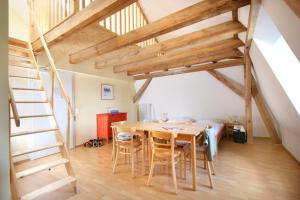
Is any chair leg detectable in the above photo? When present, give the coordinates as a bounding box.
[171,159,178,194]
[124,149,127,164]
[147,153,155,186]
[184,153,187,179]
[203,152,207,169]
[179,154,183,179]
[207,161,213,188]
[113,145,120,174]
[210,161,216,175]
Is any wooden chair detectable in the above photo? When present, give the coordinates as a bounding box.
[173,122,193,179]
[112,125,142,178]
[198,127,216,188]
[147,131,182,194]
[172,138,190,179]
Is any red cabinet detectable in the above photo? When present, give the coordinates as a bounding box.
[96,113,127,143]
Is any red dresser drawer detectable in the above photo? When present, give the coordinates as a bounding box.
[97,113,127,143]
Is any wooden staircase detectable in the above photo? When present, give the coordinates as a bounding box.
[9,39,77,200]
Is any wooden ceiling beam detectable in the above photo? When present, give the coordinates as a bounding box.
[128,49,243,76]
[95,21,246,68]
[133,59,244,80]
[69,0,250,63]
[32,0,136,52]
[115,38,244,73]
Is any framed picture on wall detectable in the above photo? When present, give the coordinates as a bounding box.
[101,84,114,100]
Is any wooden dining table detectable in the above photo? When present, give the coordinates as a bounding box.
[111,121,206,191]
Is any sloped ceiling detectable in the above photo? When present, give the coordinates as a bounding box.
[138,0,300,161]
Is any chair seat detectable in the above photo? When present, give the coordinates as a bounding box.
[176,140,190,146]
[117,132,133,141]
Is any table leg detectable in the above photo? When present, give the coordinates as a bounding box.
[141,134,145,175]
[148,139,152,173]
[191,135,197,191]
[112,131,115,162]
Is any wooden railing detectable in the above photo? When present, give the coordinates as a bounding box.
[99,2,157,47]
[33,0,76,34]
[9,85,20,127]
[28,0,75,148]
[33,0,156,48]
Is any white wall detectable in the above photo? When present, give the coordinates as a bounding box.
[74,72,137,145]
[9,0,29,40]
[248,4,300,161]
[0,1,10,199]
[135,67,268,137]
[251,42,300,161]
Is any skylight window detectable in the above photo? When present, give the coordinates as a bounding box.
[253,7,300,115]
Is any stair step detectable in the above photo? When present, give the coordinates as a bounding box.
[16,158,69,179]
[9,75,38,80]
[9,64,34,69]
[9,55,31,62]
[10,60,31,65]
[10,114,53,119]
[15,100,48,104]
[12,142,63,157]
[11,128,59,137]
[9,54,30,59]
[9,45,30,53]
[20,176,76,200]
[12,87,43,91]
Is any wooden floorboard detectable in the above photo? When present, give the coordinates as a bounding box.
[15,138,300,200]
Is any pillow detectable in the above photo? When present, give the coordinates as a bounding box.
[195,119,224,125]
[167,117,195,123]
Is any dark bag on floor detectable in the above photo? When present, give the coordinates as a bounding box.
[233,129,247,143]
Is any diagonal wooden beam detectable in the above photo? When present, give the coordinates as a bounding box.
[208,69,281,143]
[207,69,245,98]
[251,75,281,143]
[133,78,152,103]
[115,38,244,73]
[69,0,250,63]
[32,0,135,52]
[284,0,300,18]
[133,59,244,80]
[95,21,246,68]
[128,49,243,76]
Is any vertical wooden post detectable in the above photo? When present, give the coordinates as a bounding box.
[28,0,37,42]
[244,0,261,143]
[244,49,253,143]
[73,0,79,13]
[82,0,85,9]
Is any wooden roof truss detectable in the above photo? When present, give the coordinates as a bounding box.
[29,0,281,143]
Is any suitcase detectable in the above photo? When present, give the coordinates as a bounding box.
[233,129,247,143]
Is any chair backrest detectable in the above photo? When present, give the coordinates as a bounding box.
[204,127,216,161]
[149,131,177,156]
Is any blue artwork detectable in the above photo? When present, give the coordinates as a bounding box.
[101,84,113,100]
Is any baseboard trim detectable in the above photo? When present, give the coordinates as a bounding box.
[282,145,300,164]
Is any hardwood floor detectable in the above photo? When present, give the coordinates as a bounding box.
[15,138,300,200]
